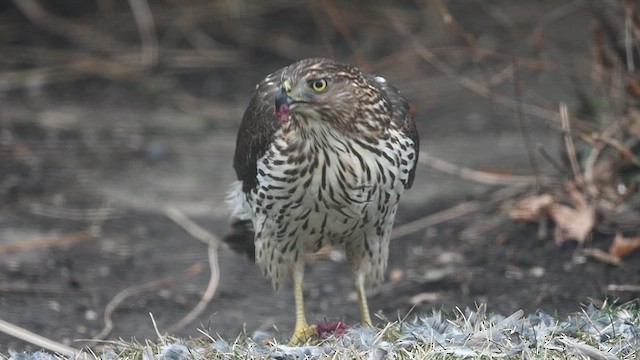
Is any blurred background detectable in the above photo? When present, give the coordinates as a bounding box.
[1,0,639,353]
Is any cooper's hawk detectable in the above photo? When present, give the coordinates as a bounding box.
[224,58,419,343]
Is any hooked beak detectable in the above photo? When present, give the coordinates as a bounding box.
[275,80,294,123]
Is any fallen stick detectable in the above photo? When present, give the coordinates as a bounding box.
[164,206,221,334]
[418,150,548,186]
[0,318,83,358]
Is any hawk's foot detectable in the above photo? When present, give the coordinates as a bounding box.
[288,323,317,345]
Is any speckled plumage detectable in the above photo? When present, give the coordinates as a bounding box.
[224,58,418,309]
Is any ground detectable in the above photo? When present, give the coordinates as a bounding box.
[0,0,639,353]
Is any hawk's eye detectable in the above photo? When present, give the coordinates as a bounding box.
[308,79,327,92]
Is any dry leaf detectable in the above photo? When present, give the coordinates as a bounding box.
[507,194,554,221]
[626,78,640,98]
[550,204,595,243]
[549,184,595,244]
[609,232,640,259]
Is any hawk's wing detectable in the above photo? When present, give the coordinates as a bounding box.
[233,69,284,193]
[366,74,420,189]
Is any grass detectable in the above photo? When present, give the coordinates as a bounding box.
[8,302,637,360]
[2,1,639,359]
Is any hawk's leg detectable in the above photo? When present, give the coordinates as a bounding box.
[355,272,373,327]
[289,261,317,345]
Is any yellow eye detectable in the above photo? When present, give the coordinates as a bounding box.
[309,79,327,92]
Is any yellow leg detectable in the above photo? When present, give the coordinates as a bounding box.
[289,263,317,345]
[355,273,373,327]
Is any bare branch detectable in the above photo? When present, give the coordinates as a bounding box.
[12,0,126,54]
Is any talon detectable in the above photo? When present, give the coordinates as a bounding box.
[289,324,317,345]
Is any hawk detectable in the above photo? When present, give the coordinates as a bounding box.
[224,58,419,343]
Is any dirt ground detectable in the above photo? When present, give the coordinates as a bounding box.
[1,0,639,353]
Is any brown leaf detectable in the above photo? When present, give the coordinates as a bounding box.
[610,232,640,259]
[550,204,595,243]
[507,194,554,222]
[626,78,640,98]
[549,184,595,244]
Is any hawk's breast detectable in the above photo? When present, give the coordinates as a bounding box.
[248,122,415,254]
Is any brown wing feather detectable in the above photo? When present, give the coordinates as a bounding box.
[225,69,285,260]
[366,74,420,188]
[233,68,284,192]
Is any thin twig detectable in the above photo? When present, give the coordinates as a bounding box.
[0,231,92,254]
[532,0,587,46]
[583,143,604,199]
[392,17,555,122]
[307,0,336,59]
[0,318,83,357]
[392,184,528,240]
[418,150,547,186]
[485,64,514,88]
[12,0,126,54]
[583,121,622,199]
[579,131,640,166]
[164,206,221,246]
[164,206,221,333]
[149,312,166,346]
[474,0,516,32]
[388,16,595,133]
[391,201,481,240]
[318,0,362,64]
[127,0,158,69]
[0,47,242,93]
[86,262,203,345]
[625,11,636,72]
[537,143,567,176]
[512,57,541,189]
[28,203,118,220]
[560,102,582,182]
[89,277,178,343]
[167,240,219,333]
[432,0,478,54]
[0,283,85,294]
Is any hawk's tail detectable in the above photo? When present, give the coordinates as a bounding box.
[222,219,255,261]
[223,181,255,261]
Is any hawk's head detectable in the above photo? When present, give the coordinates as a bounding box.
[274,58,391,134]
